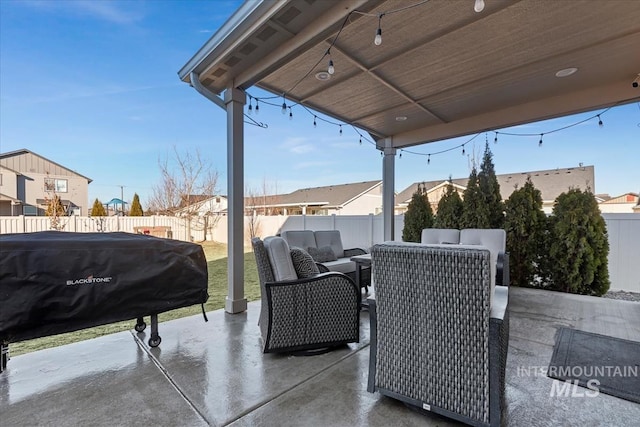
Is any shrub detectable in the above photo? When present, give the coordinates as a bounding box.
[129,193,144,216]
[548,188,610,296]
[402,183,434,242]
[461,167,484,228]
[90,198,107,216]
[478,142,504,228]
[504,177,547,287]
[434,181,463,229]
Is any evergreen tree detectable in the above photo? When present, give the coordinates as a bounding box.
[434,181,463,229]
[548,188,610,296]
[503,178,547,287]
[129,193,144,216]
[461,167,484,228]
[90,198,107,216]
[402,183,434,242]
[478,142,504,228]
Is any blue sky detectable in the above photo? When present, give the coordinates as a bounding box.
[1,0,639,209]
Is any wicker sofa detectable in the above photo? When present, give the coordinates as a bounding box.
[367,242,509,427]
[280,230,370,289]
[251,236,360,354]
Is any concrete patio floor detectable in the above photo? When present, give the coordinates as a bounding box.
[1,287,639,426]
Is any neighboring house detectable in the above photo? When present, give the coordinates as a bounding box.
[396,166,595,214]
[598,193,639,213]
[176,195,228,216]
[246,180,383,216]
[0,149,92,216]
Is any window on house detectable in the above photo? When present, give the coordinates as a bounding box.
[44,178,68,193]
[23,205,37,216]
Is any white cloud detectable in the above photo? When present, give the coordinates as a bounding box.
[280,137,315,154]
[21,0,143,25]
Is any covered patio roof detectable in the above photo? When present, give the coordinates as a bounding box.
[179,0,640,313]
[180,0,640,146]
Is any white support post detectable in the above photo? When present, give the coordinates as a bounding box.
[224,87,247,314]
[382,138,396,241]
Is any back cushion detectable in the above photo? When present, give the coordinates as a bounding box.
[460,229,506,296]
[264,236,297,281]
[421,228,460,244]
[314,230,345,258]
[281,230,317,251]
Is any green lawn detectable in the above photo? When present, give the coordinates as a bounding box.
[9,241,261,356]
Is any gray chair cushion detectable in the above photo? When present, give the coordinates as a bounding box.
[264,236,297,281]
[421,228,460,244]
[290,247,320,278]
[307,246,338,263]
[281,230,317,251]
[314,230,345,258]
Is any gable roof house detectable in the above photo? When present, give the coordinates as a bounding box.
[0,149,92,216]
[245,180,383,216]
[598,192,640,213]
[396,165,595,214]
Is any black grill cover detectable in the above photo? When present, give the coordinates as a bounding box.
[0,231,208,343]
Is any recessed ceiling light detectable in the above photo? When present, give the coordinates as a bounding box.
[395,116,407,121]
[555,67,578,78]
[315,71,331,81]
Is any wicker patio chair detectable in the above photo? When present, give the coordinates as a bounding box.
[252,236,360,354]
[367,242,509,427]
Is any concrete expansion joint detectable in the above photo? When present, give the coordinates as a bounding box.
[130,331,210,425]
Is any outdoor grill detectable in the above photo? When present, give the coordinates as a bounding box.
[0,231,209,373]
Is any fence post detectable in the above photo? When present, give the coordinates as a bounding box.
[369,214,374,248]
[331,214,336,230]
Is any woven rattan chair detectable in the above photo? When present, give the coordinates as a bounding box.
[367,242,509,427]
[251,237,360,354]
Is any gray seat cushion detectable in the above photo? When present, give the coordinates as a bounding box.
[321,258,356,274]
[314,230,345,258]
[263,236,297,281]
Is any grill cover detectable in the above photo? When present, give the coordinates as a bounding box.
[0,231,208,343]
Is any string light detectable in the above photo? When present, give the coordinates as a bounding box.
[328,59,335,75]
[281,95,287,115]
[427,154,431,165]
[462,145,466,155]
[374,15,383,46]
[399,150,402,158]
[538,134,544,147]
[359,136,362,145]
[313,116,317,128]
[289,108,293,120]
[494,132,498,144]
[248,97,253,114]
[255,100,259,114]
[339,125,342,135]
[474,0,485,13]
[598,115,603,128]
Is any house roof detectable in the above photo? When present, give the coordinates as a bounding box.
[246,180,382,209]
[0,149,92,183]
[396,165,595,205]
[180,0,640,147]
[600,193,639,204]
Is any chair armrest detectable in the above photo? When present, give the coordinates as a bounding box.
[344,247,367,257]
[266,272,359,302]
[496,251,509,287]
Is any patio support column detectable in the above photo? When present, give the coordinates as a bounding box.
[224,87,247,314]
[382,138,396,241]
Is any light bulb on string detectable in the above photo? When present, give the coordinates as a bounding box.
[328,59,335,75]
[399,150,402,159]
[255,100,259,115]
[538,134,544,147]
[462,145,466,156]
[427,154,431,165]
[494,133,498,144]
[598,115,603,128]
[374,15,383,46]
[474,0,485,13]
[359,136,362,145]
[248,97,253,115]
[313,116,317,128]
[281,99,287,115]
[289,108,293,120]
[339,125,342,136]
